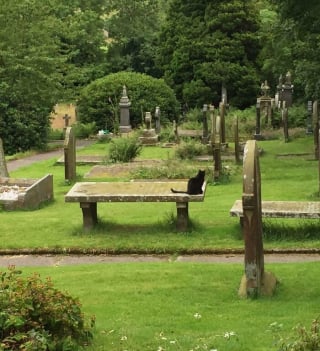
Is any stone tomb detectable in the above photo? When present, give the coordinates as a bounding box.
[0,174,53,210]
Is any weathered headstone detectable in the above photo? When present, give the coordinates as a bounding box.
[64,127,76,182]
[238,140,277,298]
[139,112,158,145]
[259,80,272,125]
[233,116,241,164]
[282,106,289,143]
[254,100,263,140]
[155,106,161,134]
[219,101,226,144]
[281,71,294,108]
[213,116,222,181]
[313,101,319,159]
[0,138,9,177]
[306,100,313,134]
[119,85,132,133]
[202,104,209,144]
[63,113,71,128]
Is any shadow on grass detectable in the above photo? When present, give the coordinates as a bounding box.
[263,219,320,241]
[70,211,207,237]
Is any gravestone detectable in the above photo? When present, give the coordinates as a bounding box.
[139,112,159,145]
[254,100,263,140]
[0,138,9,177]
[278,71,294,108]
[219,101,226,144]
[282,106,289,143]
[63,113,71,128]
[202,104,209,144]
[238,140,277,298]
[233,116,241,164]
[259,80,272,125]
[306,100,313,134]
[64,127,76,182]
[119,85,132,133]
[155,106,161,134]
[213,115,222,181]
[313,101,319,159]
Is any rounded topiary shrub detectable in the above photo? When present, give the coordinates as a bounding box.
[77,71,180,132]
[0,266,95,350]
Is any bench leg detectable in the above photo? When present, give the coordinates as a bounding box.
[176,202,189,231]
[80,202,97,230]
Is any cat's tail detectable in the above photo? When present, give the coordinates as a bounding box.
[171,188,188,194]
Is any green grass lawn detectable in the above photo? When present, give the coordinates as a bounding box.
[2,134,320,252]
[18,261,320,351]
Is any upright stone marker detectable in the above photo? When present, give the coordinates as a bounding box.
[64,127,76,182]
[119,85,132,133]
[282,106,289,143]
[155,106,161,134]
[313,101,319,159]
[306,100,313,134]
[202,104,209,144]
[233,116,241,164]
[0,138,9,177]
[254,100,263,140]
[238,140,277,298]
[219,101,226,144]
[213,116,222,181]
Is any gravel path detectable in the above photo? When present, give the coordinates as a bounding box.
[1,253,320,267]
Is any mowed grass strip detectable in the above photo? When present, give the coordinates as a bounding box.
[17,261,320,351]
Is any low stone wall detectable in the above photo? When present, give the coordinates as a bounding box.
[0,174,53,210]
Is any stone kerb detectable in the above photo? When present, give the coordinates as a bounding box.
[0,138,9,177]
[238,140,277,298]
[64,127,76,182]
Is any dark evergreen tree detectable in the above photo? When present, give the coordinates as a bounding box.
[157,0,261,108]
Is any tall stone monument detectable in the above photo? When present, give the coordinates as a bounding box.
[277,72,294,108]
[0,138,9,177]
[119,85,132,133]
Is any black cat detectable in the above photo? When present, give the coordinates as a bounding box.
[171,170,205,195]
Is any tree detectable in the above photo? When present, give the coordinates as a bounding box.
[157,0,262,109]
[268,0,320,101]
[0,0,107,154]
[103,0,163,77]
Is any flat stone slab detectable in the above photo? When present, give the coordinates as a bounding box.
[230,199,320,219]
[56,155,105,164]
[65,181,206,203]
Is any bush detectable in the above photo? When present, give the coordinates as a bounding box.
[175,140,207,160]
[77,71,180,132]
[108,135,142,163]
[0,266,95,351]
[73,122,97,139]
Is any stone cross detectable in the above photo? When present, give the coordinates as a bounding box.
[64,127,76,182]
[119,85,132,133]
[238,140,277,298]
[0,138,9,177]
[63,113,71,128]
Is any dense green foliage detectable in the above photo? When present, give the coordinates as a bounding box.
[157,0,261,109]
[0,0,106,154]
[77,71,180,131]
[0,266,94,350]
[108,135,142,163]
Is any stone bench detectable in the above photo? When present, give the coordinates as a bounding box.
[65,181,207,231]
[230,199,320,225]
